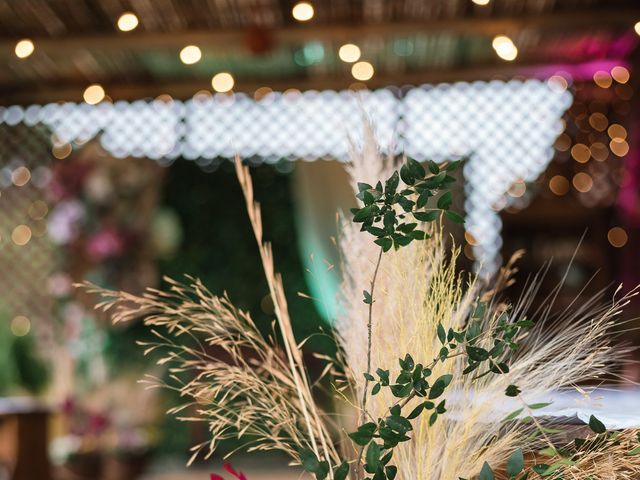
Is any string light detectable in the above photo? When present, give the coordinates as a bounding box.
[635,21,640,36]
[351,61,374,81]
[211,72,234,93]
[14,39,35,59]
[292,2,314,21]
[117,12,139,32]
[608,227,628,248]
[338,43,361,63]
[472,0,490,5]
[83,84,105,104]
[180,45,201,65]
[492,35,518,61]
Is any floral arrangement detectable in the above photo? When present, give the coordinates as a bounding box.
[86,125,640,479]
[46,143,174,469]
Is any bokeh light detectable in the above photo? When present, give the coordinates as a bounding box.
[14,39,35,59]
[292,2,314,21]
[611,66,630,84]
[549,175,570,196]
[211,72,235,93]
[593,70,612,88]
[83,84,105,105]
[351,61,374,81]
[571,143,591,163]
[10,316,31,337]
[11,225,32,246]
[180,45,202,65]
[572,172,593,192]
[338,43,361,63]
[11,166,31,186]
[492,35,518,61]
[610,138,629,157]
[607,123,627,140]
[117,12,139,32]
[608,227,628,248]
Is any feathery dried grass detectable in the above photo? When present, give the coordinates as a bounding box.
[336,129,639,479]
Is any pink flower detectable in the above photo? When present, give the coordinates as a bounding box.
[86,228,125,261]
[211,463,247,480]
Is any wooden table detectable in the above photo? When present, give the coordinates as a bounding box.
[0,397,52,480]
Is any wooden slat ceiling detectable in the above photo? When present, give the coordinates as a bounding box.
[0,0,639,104]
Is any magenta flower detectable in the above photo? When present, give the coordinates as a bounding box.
[211,463,247,480]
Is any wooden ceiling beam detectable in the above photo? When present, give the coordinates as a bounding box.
[0,62,559,105]
[0,8,638,55]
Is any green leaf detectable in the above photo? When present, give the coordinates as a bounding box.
[413,211,439,222]
[505,385,521,397]
[437,191,452,210]
[363,290,373,305]
[385,171,400,195]
[479,462,495,480]
[506,449,524,477]
[502,408,524,422]
[527,402,551,410]
[374,237,393,252]
[299,448,320,472]
[427,160,440,174]
[348,422,377,446]
[627,446,640,456]
[358,182,373,193]
[315,461,329,480]
[407,158,426,179]
[446,160,462,171]
[400,164,415,185]
[588,414,606,434]
[385,465,398,480]
[466,345,489,362]
[445,210,465,224]
[407,403,425,420]
[437,323,446,344]
[366,441,381,471]
[353,205,374,222]
[383,211,396,230]
[428,374,453,399]
[372,383,381,395]
[333,462,349,480]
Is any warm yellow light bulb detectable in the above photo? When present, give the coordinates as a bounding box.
[492,35,518,61]
[211,72,234,93]
[83,84,105,105]
[351,61,374,81]
[635,21,640,36]
[180,45,202,65]
[15,39,35,59]
[117,12,139,32]
[292,2,314,21]
[472,0,490,5]
[339,43,361,63]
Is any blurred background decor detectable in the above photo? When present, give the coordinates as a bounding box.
[0,0,639,478]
